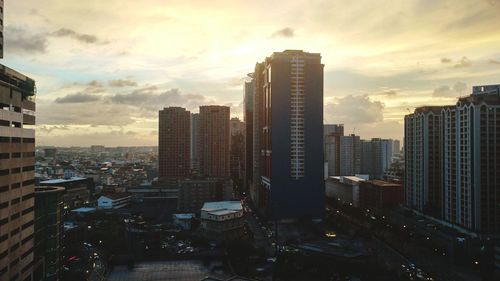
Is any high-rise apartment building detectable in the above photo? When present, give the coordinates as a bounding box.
[339,134,361,176]
[198,105,230,179]
[243,74,254,194]
[324,124,344,176]
[190,113,200,171]
[0,65,36,281]
[360,138,394,179]
[404,106,443,217]
[442,85,500,234]
[405,85,500,235]
[254,50,325,220]
[230,117,244,137]
[158,107,191,181]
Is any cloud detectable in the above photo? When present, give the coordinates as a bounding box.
[271,27,294,38]
[325,95,384,124]
[110,87,205,111]
[108,79,138,87]
[88,80,103,87]
[454,56,472,68]
[4,26,48,54]
[441,57,452,63]
[489,59,500,65]
[433,82,468,97]
[51,28,105,44]
[55,93,102,103]
[372,90,398,97]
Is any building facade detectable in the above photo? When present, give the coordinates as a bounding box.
[339,134,361,176]
[0,65,36,281]
[198,106,230,179]
[404,106,443,217]
[255,50,325,220]
[190,113,200,171]
[158,107,191,181]
[324,124,344,176]
[243,74,254,194]
[33,187,65,281]
[441,85,500,234]
[360,138,394,179]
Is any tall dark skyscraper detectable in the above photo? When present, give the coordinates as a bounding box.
[405,106,443,217]
[243,73,254,194]
[254,50,325,220]
[198,105,230,179]
[0,65,36,281]
[158,107,191,181]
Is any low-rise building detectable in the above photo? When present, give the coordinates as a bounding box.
[177,179,232,213]
[200,201,244,239]
[173,213,195,230]
[97,193,131,209]
[325,176,368,207]
[359,180,404,214]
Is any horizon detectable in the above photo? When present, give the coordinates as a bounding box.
[4,0,500,146]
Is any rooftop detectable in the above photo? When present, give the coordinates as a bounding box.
[40,177,88,184]
[201,201,242,213]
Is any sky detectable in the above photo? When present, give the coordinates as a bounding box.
[4,0,500,147]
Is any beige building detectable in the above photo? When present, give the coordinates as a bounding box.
[0,65,36,281]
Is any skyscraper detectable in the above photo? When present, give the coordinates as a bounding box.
[441,85,500,234]
[254,50,325,220]
[158,107,191,181]
[324,124,344,176]
[244,73,254,194]
[404,106,443,217]
[339,134,361,176]
[405,85,500,235]
[251,63,264,206]
[0,65,36,281]
[198,105,230,179]
[190,113,200,171]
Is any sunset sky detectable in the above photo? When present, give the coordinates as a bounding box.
[4,0,500,146]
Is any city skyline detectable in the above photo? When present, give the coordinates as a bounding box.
[4,0,500,146]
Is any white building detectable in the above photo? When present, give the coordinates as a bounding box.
[97,193,131,209]
[200,201,244,236]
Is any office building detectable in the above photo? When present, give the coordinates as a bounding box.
[251,63,264,206]
[198,105,230,178]
[33,187,65,281]
[190,113,200,171]
[441,85,500,234]
[339,134,361,176]
[0,65,36,281]
[404,106,443,217]
[158,107,191,181]
[254,50,325,220]
[177,179,231,213]
[324,124,344,176]
[243,74,254,194]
